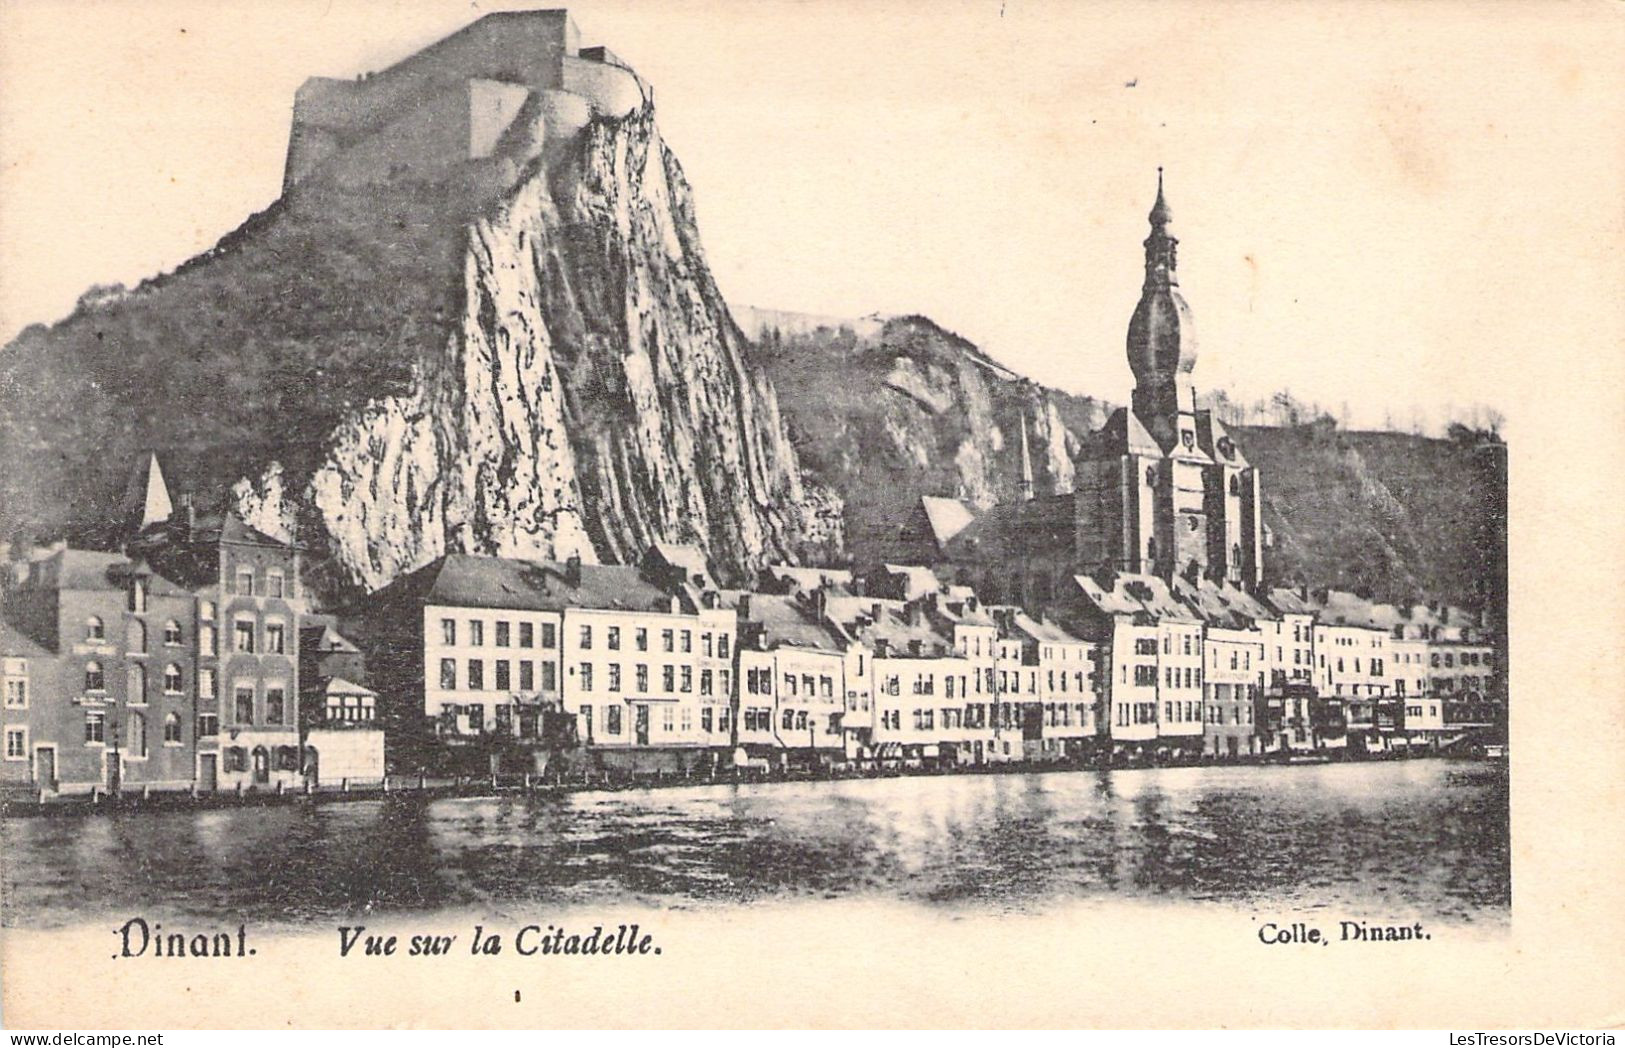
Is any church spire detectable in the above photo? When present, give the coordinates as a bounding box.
[1143,166,1179,290]
[121,451,174,532]
[1019,414,1035,501]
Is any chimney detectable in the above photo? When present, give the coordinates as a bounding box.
[906,602,924,627]
[874,638,890,658]
[811,588,828,622]
[565,551,583,585]
[738,594,752,620]
[908,639,924,657]
[871,602,884,623]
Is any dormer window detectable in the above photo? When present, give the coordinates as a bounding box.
[163,620,183,645]
[86,616,105,641]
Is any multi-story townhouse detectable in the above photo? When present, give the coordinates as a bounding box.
[926,591,1011,763]
[1263,587,1340,751]
[830,596,990,766]
[1408,604,1499,729]
[1389,632,1443,740]
[734,592,848,768]
[2,620,50,790]
[134,507,304,791]
[993,608,1098,760]
[1181,580,1267,758]
[360,549,734,774]
[1313,592,1393,754]
[2,549,200,794]
[1063,571,1202,757]
[298,621,385,786]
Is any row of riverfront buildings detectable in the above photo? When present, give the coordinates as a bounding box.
[0,175,1504,795]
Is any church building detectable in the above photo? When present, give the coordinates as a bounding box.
[892,173,1266,611]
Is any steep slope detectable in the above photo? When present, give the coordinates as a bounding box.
[741,314,1112,569]
[0,100,835,595]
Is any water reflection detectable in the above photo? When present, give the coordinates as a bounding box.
[2,759,1508,929]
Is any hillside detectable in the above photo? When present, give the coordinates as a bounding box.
[741,314,1503,612]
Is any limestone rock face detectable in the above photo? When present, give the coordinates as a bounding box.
[0,99,835,596]
[277,102,835,591]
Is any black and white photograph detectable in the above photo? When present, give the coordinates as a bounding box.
[0,0,1619,1032]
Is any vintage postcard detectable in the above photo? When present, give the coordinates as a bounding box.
[1,0,1622,1031]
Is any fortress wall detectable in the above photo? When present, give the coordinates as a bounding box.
[319,86,472,190]
[561,55,647,118]
[468,80,534,160]
[285,11,579,185]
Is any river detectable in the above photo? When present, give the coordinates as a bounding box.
[1,758,1508,929]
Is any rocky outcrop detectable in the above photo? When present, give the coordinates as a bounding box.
[748,314,1108,569]
[0,95,834,596]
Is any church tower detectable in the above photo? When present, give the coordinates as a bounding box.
[1068,171,1265,589]
[1127,168,1199,451]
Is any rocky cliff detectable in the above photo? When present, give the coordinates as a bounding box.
[0,99,837,595]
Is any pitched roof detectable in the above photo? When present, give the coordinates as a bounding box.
[373,553,674,614]
[762,564,855,594]
[310,675,377,698]
[301,623,361,653]
[743,593,848,651]
[1265,587,1320,617]
[1177,579,1278,628]
[918,496,976,546]
[26,549,190,597]
[647,542,714,588]
[1195,411,1250,469]
[0,619,49,658]
[1069,572,1200,624]
[880,563,944,601]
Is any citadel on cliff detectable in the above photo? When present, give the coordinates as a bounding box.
[0,10,1505,802]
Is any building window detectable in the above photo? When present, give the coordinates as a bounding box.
[198,712,218,737]
[440,658,456,690]
[163,712,183,744]
[470,621,485,646]
[266,688,286,725]
[662,665,675,692]
[163,619,182,646]
[127,666,147,705]
[162,663,183,694]
[200,623,217,655]
[661,705,675,733]
[718,635,730,659]
[607,626,621,650]
[607,663,621,691]
[468,660,485,690]
[606,704,622,735]
[635,628,648,651]
[235,686,255,724]
[579,663,593,691]
[540,623,557,649]
[541,662,557,690]
[701,670,713,696]
[636,664,649,692]
[519,661,534,691]
[234,619,256,653]
[86,616,105,641]
[129,578,147,613]
[85,661,105,692]
[579,625,592,649]
[198,667,216,700]
[267,571,285,598]
[496,621,511,647]
[129,712,148,758]
[681,630,692,654]
[681,666,693,693]
[519,622,534,648]
[441,618,457,645]
[4,726,26,760]
[127,619,147,654]
[4,673,25,709]
[236,569,254,596]
[85,711,106,744]
[496,660,511,691]
[266,622,286,655]
[662,630,674,653]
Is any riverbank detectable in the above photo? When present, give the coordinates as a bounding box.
[0,741,1502,819]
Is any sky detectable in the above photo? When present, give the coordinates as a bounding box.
[1,0,1621,437]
